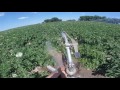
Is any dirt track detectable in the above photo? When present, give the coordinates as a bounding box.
[48,51,107,78]
[75,63,106,78]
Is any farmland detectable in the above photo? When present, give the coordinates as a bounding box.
[0,21,120,78]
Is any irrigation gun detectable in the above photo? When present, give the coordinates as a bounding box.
[46,31,80,78]
[61,31,80,76]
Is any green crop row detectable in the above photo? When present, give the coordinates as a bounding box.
[0,21,120,78]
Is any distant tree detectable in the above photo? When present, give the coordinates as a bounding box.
[78,15,106,21]
[43,17,62,23]
[97,18,120,24]
[107,18,120,24]
[43,19,50,23]
[66,19,76,21]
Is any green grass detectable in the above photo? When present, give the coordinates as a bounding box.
[0,21,120,78]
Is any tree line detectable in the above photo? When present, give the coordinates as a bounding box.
[79,15,120,24]
[43,17,62,23]
[43,16,120,24]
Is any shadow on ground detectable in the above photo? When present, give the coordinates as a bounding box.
[92,63,108,77]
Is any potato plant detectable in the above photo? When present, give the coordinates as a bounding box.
[0,21,120,78]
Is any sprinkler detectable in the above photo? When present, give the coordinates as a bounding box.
[61,31,80,76]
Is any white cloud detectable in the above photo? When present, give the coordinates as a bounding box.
[18,17,29,20]
[0,12,5,16]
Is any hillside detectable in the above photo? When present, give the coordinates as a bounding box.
[0,21,120,78]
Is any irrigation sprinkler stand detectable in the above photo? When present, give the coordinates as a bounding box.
[46,31,80,78]
[61,31,80,76]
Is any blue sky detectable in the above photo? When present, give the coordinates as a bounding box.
[0,12,120,31]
